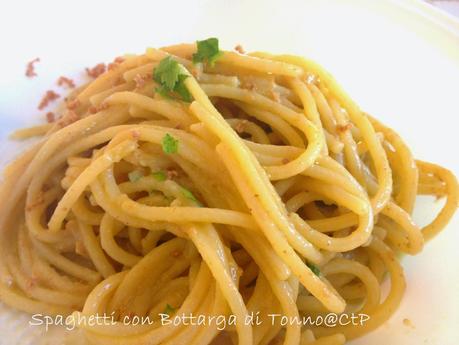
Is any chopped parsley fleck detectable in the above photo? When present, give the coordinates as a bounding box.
[307,262,321,277]
[128,170,143,182]
[192,38,223,66]
[153,57,192,102]
[161,133,179,154]
[152,171,167,181]
[173,74,193,102]
[180,186,202,206]
[163,304,176,315]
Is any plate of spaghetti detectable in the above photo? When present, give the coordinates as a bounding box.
[0,1,458,345]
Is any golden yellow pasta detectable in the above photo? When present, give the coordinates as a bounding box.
[1,39,457,345]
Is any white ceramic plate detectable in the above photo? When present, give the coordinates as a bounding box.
[1,0,458,344]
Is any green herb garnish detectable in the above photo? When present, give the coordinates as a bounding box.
[307,262,321,277]
[192,38,223,66]
[152,171,167,181]
[161,133,179,154]
[128,170,143,182]
[173,75,193,102]
[153,57,192,102]
[163,304,176,315]
[180,186,201,206]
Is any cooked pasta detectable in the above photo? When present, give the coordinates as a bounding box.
[0,39,457,345]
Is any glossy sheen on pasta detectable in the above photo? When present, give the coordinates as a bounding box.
[0,43,458,345]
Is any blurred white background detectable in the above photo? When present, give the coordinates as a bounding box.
[427,0,459,17]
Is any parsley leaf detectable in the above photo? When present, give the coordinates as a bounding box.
[153,56,180,90]
[163,304,176,315]
[155,85,172,99]
[152,171,167,181]
[153,57,192,102]
[128,170,143,182]
[161,133,179,154]
[174,74,193,102]
[192,38,223,66]
[307,262,321,277]
[180,186,202,206]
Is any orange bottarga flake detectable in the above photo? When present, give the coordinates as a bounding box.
[107,56,125,71]
[46,112,55,123]
[66,98,80,110]
[336,123,353,133]
[234,45,245,54]
[133,73,151,89]
[26,58,40,78]
[85,63,106,78]
[57,76,75,88]
[38,90,60,110]
[56,110,80,128]
[88,102,109,114]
